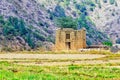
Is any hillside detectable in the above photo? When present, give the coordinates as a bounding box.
[0,0,55,50]
[0,0,120,50]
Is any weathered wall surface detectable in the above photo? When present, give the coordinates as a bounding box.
[55,28,86,50]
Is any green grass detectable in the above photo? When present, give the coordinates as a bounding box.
[0,61,120,80]
[0,51,120,80]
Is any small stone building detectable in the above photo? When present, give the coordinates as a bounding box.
[55,28,86,50]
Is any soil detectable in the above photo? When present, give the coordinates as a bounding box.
[1,53,120,67]
[0,54,105,59]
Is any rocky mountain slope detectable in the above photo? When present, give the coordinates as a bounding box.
[0,0,120,50]
[0,0,55,50]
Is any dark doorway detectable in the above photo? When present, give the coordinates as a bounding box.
[66,42,71,49]
[66,34,70,39]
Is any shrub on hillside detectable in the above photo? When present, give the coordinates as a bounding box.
[103,0,107,3]
[55,16,78,30]
[103,41,113,47]
[110,0,115,4]
[116,38,120,44]
[53,5,66,17]
[1,16,37,49]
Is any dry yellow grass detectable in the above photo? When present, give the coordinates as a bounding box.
[0,49,112,55]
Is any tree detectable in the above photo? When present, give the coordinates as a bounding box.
[3,24,15,36]
[77,13,90,30]
[26,33,35,49]
[8,17,19,29]
[0,16,5,26]
[55,16,78,30]
[18,19,27,36]
[103,41,113,47]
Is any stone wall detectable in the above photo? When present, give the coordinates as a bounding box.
[55,28,86,50]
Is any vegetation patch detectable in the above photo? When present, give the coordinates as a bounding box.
[0,61,120,80]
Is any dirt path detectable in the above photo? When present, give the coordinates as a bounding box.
[16,59,120,66]
[0,54,106,59]
[1,54,116,66]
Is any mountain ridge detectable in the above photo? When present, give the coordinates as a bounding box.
[0,0,119,50]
